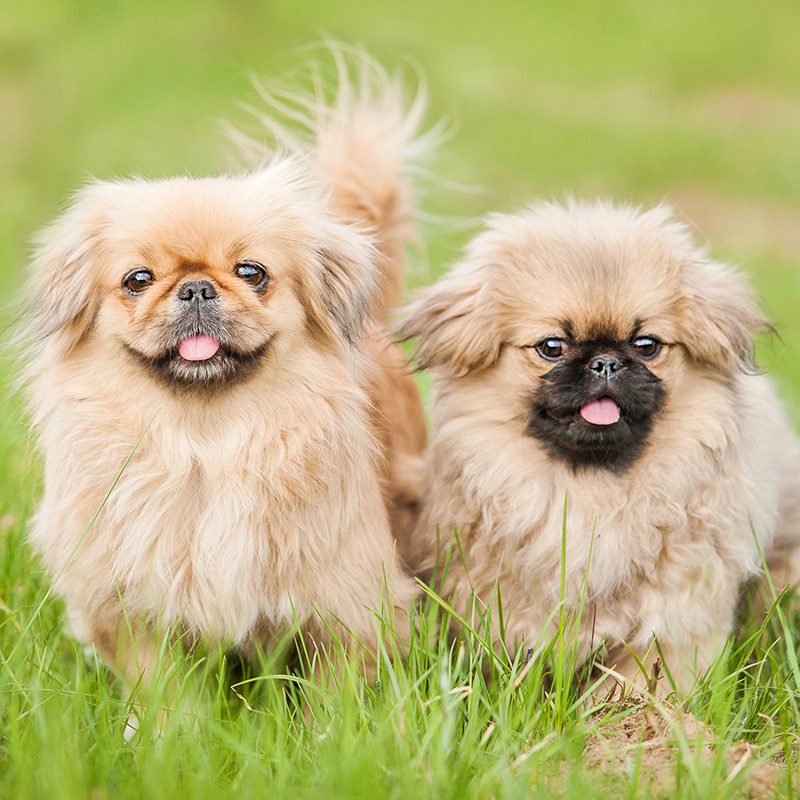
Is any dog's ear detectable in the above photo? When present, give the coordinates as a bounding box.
[304,219,380,345]
[400,270,502,377]
[677,258,769,373]
[21,183,111,352]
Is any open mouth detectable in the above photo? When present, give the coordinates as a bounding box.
[178,334,221,361]
[579,396,621,426]
[528,394,651,473]
[537,395,623,429]
[126,336,271,390]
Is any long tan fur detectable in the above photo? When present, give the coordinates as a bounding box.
[19,50,429,685]
[402,200,800,694]
[239,50,432,552]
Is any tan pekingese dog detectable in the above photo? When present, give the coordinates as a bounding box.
[401,200,800,693]
[19,53,429,684]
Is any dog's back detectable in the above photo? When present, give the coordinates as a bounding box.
[249,48,433,564]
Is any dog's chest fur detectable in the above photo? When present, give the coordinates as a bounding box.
[429,379,778,655]
[32,375,376,644]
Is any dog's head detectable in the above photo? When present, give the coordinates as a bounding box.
[402,201,767,472]
[23,160,377,391]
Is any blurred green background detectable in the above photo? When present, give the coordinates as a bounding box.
[2,0,799,507]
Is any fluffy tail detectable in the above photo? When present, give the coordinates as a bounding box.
[237,46,438,319]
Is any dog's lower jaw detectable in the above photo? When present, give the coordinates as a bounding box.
[526,408,656,473]
[124,339,273,392]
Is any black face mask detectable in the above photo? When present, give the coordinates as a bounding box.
[526,338,667,473]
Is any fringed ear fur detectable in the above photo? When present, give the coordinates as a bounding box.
[19,184,110,355]
[303,219,380,346]
[400,272,501,378]
[678,258,770,373]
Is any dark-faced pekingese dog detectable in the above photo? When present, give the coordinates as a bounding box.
[19,53,429,687]
[402,200,800,693]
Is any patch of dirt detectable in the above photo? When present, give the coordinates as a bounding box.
[583,696,781,799]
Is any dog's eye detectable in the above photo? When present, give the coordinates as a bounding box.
[122,269,155,295]
[632,336,662,359]
[534,338,567,361]
[235,260,269,290]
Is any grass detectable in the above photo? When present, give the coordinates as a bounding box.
[2,511,798,799]
[1,1,799,798]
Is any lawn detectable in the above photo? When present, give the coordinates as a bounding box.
[1,2,799,797]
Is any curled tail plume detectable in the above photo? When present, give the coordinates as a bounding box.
[236,45,441,320]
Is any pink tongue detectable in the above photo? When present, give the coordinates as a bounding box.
[178,335,220,361]
[580,397,621,426]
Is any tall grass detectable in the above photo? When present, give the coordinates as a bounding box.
[1,496,797,798]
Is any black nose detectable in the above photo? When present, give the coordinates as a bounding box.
[177,280,218,303]
[590,356,622,380]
